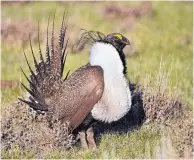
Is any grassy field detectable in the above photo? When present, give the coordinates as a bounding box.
[1,1,193,159]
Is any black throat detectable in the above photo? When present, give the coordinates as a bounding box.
[118,49,127,76]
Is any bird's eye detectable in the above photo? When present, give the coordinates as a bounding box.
[122,37,127,41]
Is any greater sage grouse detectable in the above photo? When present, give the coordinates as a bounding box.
[19,12,132,148]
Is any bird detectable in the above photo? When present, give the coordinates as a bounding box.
[18,11,132,149]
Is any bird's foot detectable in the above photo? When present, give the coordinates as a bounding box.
[77,131,88,149]
[86,127,97,149]
[77,127,97,149]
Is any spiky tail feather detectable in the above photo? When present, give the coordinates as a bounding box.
[18,10,70,112]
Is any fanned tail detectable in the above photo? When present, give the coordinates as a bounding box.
[19,10,70,112]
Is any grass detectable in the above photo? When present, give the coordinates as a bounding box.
[1,1,193,159]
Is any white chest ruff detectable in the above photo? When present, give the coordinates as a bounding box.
[89,42,132,123]
[91,75,131,123]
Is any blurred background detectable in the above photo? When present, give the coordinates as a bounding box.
[1,1,193,106]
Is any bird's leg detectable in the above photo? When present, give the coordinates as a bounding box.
[86,126,97,149]
[77,130,88,149]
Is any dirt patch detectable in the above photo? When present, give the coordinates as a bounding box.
[2,1,30,6]
[179,35,192,46]
[1,80,20,90]
[102,2,152,34]
[1,19,42,45]
[103,2,152,20]
[1,101,75,158]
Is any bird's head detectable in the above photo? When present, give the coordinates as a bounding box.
[104,33,130,51]
[77,30,130,75]
[76,30,130,52]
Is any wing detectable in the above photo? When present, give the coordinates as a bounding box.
[50,65,104,131]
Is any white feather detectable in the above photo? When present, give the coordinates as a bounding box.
[89,42,131,123]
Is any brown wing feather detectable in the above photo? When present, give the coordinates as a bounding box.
[49,65,104,130]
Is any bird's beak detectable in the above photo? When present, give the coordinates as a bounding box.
[123,38,130,45]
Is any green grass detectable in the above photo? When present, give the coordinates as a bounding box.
[42,125,162,159]
[1,1,193,158]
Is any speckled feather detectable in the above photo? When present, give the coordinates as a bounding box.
[50,66,104,129]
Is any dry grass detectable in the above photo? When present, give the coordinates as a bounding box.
[1,101,75,158]
[169,108,193,158]
[141,66,193,158]
[143,72,182,124]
